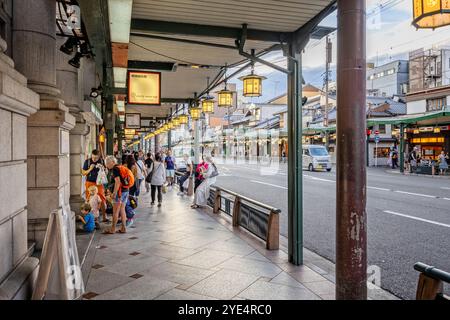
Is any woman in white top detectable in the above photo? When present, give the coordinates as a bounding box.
[134,152,146,197]
[191,156,218,209]
[149,153,166,207]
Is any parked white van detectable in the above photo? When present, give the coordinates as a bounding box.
[302,145,332,172]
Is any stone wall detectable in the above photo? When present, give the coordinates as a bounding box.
[0,36,40,298]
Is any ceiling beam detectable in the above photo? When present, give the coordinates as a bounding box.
[130,32,238,50]
[293,0,337,52]
[131,19,290,43]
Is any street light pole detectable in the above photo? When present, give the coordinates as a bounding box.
[324,35,332,149]
[336,0,367,300]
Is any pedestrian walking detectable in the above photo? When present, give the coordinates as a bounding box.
[438,151,449,175]
[191,156,218,209]
[149,153,166,207]
[391,147,399,169]
[409,147,418,173]
[134,151,146,197]
[124,154,139,197]
[81,149,108,222]
[144,152,153,193]
[164,149,176,187]
[103,156,134,234]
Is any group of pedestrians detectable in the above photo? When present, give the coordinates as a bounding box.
[76,148,219,234]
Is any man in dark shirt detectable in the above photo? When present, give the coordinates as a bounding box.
[82,149,108,222]
[144,153,153,193]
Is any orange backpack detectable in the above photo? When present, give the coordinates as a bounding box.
[115,165,135,189]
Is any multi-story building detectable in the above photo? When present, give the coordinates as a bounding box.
[367,60,409,97]
[405,46,450,161]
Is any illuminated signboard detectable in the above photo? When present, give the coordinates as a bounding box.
[125,113,141,129]
[128,71,161,105]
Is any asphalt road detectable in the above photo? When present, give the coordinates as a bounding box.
[213,159,450,300]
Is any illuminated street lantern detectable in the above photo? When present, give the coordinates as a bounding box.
[167,121,174,130]
[202,97,215,113]
[172,117,180,127]
[190,106,202,120]
[412,0,450,29]
[217,86,233,107]
[239,60,266,97]
[434,127,441,133]
[178,114,188,124]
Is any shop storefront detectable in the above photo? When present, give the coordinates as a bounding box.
[406,125,450,161]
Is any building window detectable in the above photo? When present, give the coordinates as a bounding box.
[254,108,261,121]
[374,147,390,158]
[386,68,395,75]
[378,124,386,134]
[426,97,446,112]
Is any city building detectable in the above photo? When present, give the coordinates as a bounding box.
[405,46,450,161]
[367,60,409,97]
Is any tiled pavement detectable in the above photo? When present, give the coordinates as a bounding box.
[79,187,399,300]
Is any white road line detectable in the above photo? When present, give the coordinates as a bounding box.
[394,190,437,199]
[443,198,450,201]
[383,210,450,228]
[368,186,391,191]
[440,187,450,190]
[250,180,288,190]
[303,175,334,183]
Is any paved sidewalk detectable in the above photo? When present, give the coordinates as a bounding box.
[80,188,398,300]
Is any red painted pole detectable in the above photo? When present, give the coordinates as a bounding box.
[336,0,367,300]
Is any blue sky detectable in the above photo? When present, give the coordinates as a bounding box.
[228,0,450,104]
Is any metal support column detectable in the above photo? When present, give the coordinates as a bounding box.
[194,119,201,165]
[336,0,367,300]
[400,123,405,174]
[287,43,303,266]
[168,129,172,151]
[105,95,115,156]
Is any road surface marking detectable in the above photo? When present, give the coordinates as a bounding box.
[303,175,334,183]
[443,198,450,201]
[383,210,450,228]
[250,180,288,190]
[368,186,391,191]
[440,187,450,190]
[394,191,437,198]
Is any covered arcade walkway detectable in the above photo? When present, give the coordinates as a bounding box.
[79,190,396,300]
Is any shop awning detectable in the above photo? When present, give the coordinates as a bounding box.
[366,107,450,126]
[303,125,336,134]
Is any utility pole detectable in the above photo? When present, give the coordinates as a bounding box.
[324,35,332,149]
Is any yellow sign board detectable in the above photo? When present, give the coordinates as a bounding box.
[128,71,161,105]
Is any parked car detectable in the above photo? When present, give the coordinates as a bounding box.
[302,145,332,172]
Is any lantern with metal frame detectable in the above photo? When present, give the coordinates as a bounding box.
[239,50,266,97]
[190,105,202,120]
[172,117,180,127]
[201,77,215,113]
[178,114,188,124]
[190,98,202,120]
[217,65,234,108]
[412,0,450,29]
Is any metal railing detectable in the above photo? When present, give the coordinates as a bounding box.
[414,262,450,300]
[208,186,280,250]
